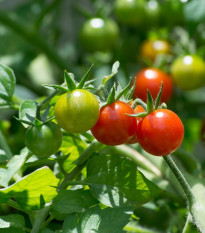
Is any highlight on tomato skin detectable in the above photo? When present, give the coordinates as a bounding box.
[91,101,137,146]
[133,68,173,103]
[136,109,184,156]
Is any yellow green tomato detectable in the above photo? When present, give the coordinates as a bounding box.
[25,121,62,158]
[54,89,100,133]
[171,55,205,91]
[80,18,119,52]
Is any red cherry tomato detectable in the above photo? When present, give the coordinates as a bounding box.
[127,104,145,144]
[136,109,184,156]
[133,68,173,103]
[91,101,137,146]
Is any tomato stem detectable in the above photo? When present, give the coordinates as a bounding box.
[131,98,147,111]
[163,155,196,207]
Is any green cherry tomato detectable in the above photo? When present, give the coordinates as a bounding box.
[80,18,119,52]
[54,89,100,133]
[136,109,184,156]
[25,121,62,158]
[114,0,146,26]
[171,55,205,91]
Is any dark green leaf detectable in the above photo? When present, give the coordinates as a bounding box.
[53,189,98,214]
[62,214,78,233]
[77,205,133,233]
[84,153,162,207]
[64,71,76,91]
[0,64,16,106]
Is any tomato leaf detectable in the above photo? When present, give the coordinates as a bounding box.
[64,71,76,91]
[184,0,205,23]
[0,63,16,107]
[77,64,94,89]
[62,214,78,233]
[0,167,59,210]
[0,214,25,229]
[76,205,133,233]
[52,189,98,214]
[84,153,162,207]
[19,100,37,128]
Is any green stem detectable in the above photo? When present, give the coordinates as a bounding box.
[31,203,51,233]
[163,155,196,207]
[0,130,13,159]
[131,98,147,111]
[0,10,69,75]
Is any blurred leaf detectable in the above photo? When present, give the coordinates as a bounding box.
[77,205,133,233]
[84,153,162,207]
[0,167,59,210]
[184,0,205,23]
[53,189,98,214]
[0,214,25,229]
[19,100,37,127]
[0,148,29,187]
[0,63,16,106]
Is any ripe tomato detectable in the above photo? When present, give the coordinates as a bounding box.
[54,89,100,133]
[133,68,173,103]
[141,39,171,62]
[91,101,137,145]
[80,18,119,52]
[136,109,184,156]
[171,55,205,91]
[25,121,62,158]
[126,104,145,144]
[114,0,145,26]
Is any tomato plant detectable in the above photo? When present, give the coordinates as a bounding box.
[141,39,171,62]
[136,109,184,156]
[25,121,62,158]
[80,17,119,52]
[171,54,205,91]
[133,68,173,103]
[54,89,100,133]
[91,101,137,145]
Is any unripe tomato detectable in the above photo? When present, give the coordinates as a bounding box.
[141,39,171,62]
[91,101,137,145]
[137,109,184,156]
[54,89,100,133]
[25,121,62,158]
[133,68,173,103]
[126,104,145,144]
[114,0,145,26]
[80,18,119,52]
[171,55,205,91]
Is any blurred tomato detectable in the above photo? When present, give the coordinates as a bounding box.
[171,55,205,91]
[80,18,119,52]
[133,68,173,103]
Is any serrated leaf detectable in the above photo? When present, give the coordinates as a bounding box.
[0,148,29,187]
[184,0,205,23]
[19,100,37,128]
[154,82,163,110]
[84,153,162,207]
[0,64,16,106]
[53,189,98,214]
[0,167,59,210]
[0,214,25,229]
[77,205,133,233]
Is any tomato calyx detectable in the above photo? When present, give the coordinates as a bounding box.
[128,82,167,118]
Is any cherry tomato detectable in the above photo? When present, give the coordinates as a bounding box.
[126,104,145,144]
[114,0,145,26]
[54,89,100,133]
[133,68,173,103]
[91,101,137,145]
[136,109,184,156]
[80,18,119,52]
[141,39,171,62]
[25,121,62,158]
[171,55,205,91]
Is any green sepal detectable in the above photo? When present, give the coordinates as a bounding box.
[41,105,51,122]
[154,82,163,110]
[43,84,67,92]
[126,112,148,118]
[146,90,154,113]
[125,77,136,100]
[77,64,94,89]
[33,118,43,126]
[116,78,133,101]
[106,86,116,105]
[13,116,34,126]
[64,71,77,91]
